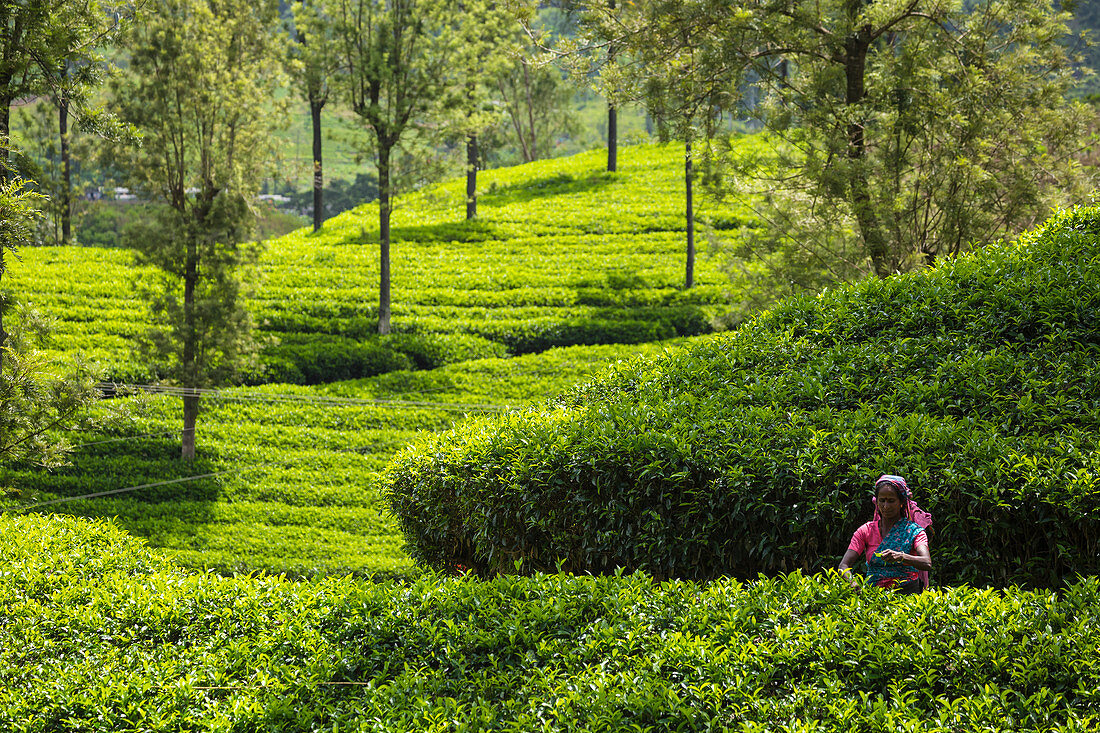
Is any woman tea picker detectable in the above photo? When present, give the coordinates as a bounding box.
[838,475,932,593]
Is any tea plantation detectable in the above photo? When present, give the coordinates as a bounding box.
[2,513,1098,731]
[15,142,759,385]
[5,141,749,574]
[386,205,1100,589]
[5,143,1100,731]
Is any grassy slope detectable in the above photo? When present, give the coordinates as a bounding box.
[4,142,753,576]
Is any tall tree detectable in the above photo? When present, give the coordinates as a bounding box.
[587,0,1094,282]
[0,0,128,362]
[331,0,461,335]
[612,9,730,290]
[289,0,340,233]
[110,0,287,460]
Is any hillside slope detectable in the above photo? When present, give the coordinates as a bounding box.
[386,206,1100,588]
[4,142,763,575]
[14,142,760,384]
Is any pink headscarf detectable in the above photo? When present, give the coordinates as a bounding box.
[872,474,932,529]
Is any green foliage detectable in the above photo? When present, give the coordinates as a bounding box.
[591,0,1095,280]
[385,205,1100,588]
[0,302,98,469]
[0,177,98,468]
[126,202,264,386]
[3,514,1100,730]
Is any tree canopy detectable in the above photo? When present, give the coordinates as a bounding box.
[577,0,1096,286]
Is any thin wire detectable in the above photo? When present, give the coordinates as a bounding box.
[4,441,380,514]
[5,466,271,513]
[192,681,372,690]
[74,429,187,448]
[100,382,514,412]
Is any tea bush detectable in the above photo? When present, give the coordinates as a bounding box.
[385,206,1100,588]
[2,512,1098,731]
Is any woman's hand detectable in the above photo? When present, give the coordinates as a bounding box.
[877,549,907,564]
[838,549,863,591]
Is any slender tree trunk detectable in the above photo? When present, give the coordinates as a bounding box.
[60,91,72,245]
[499,77,531,163]
[607,0,618,172]
[182,393,199,460]
[310,96,324,232]
[522,59,538,161]
[608,105,617,172]
[0,98,11,368]
[378,143,392,335]
[685,141,694,289]
[181,237,199,460]
[844,17,890,277]
[466,132,478,220]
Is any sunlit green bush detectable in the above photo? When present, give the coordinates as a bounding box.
[385,206,1100,588]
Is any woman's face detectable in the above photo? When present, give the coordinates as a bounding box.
[876,485,902,520]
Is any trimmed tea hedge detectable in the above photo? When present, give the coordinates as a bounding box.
[2,513,1099,732]
[385,206,1100,588]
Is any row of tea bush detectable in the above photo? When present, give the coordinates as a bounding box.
[385,206,1100,589]
[2,512,1097,731]
[1,342,677,575]
[12,143,757,385]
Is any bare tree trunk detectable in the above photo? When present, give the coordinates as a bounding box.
[182,393,199,460]
[311,96,325,233]
[522,59,538,161]
[499,76,531,163]
[466,133,478,220]
[685,141,694,289]
[1,97,12,369]
[608,104,617,172]
[607,0,618,172]
[60,90,72,245]
[181,238,199,460]
[378,143,392,335]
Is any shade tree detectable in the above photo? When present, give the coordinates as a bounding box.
[329,0,464,335]
[578,0,1095,285]
[288,0,342,233]
[109,0,288,460]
